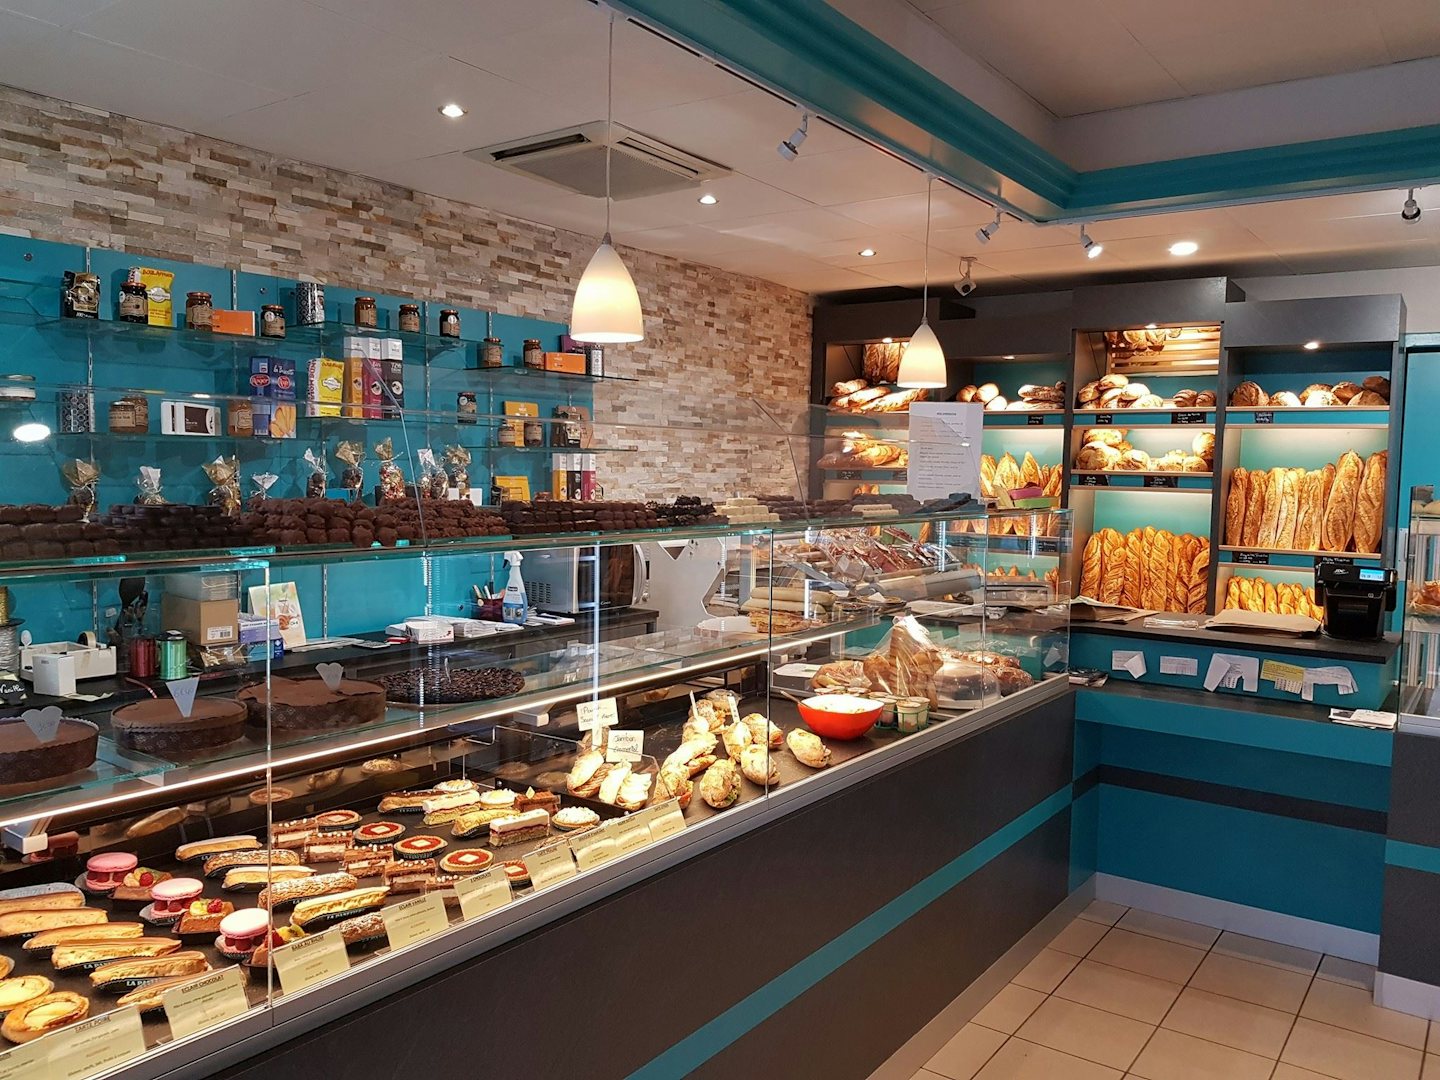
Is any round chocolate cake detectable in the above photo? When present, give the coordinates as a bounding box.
[110,697,246,755]
[379,665,525,705]
[0,717,98,784]
[238,676,386,731]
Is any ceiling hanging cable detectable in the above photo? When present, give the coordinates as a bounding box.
[898,175,947,389]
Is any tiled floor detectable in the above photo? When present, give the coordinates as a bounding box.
[914,901,1435,1080]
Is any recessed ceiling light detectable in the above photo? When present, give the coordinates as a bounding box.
[697,193,717,205]
[858,248,876,257]
[1303,340,1321,350]
[1169,240,1199,256]
[1003,355,1016,360]
[882,337,893,343]
[438,103,466,119]
[13,422,49,443]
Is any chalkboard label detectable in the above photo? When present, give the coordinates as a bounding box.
[1171,411,1206,425]
[1234,551,1270,565]
[1143,475,1179,488]
[1027,414,1046,426]
[1315,554,1355,570]
[893,468,907,482]
[835,469,860,480]
[1254,411,1274,424]
[1094,413,1114,425]
[1076,473,1109,487]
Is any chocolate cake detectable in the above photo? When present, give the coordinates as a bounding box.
[238,676,385,731]
[110,697,246,755]
[0,717,98,784]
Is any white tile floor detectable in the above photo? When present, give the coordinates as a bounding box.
[913,900,1437,1080]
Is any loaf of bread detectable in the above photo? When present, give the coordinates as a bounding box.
[1241,472,1267,547]
[1122,528,1144,608]
[1142,531,1171,610]
[1080,533,1101,599]
[1226,468,1249,545]
[1187,546,1209,614]
[1042,466,1062,499]
[1230,381,1268,407]
[994,453,1022,493]
[1354,451,1387,554]
[1255,468,1283,549]
[979,455,997,498]
[1100,528,1126,606]
[1322,450,1362,552]
[1020,452,1042,488]
[1331,381,1361,403]
[1274,468,1301,550]
[1349,389,1387,407]
[1293,470,1322,551]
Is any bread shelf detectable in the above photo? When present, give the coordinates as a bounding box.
[1219,544,1381,562]
[1073,408,1216,427]
[1071,470,1213,479]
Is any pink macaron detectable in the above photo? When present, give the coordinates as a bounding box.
[150,877,203,917]
[84,852,137,892]
[218,908,270,954]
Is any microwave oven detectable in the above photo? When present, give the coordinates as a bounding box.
[521,545,647,614]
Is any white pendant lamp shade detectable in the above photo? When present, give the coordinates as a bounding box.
[570,236,643,343]
[897,319,947,388]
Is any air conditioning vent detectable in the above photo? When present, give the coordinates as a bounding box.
[467,122,729,200]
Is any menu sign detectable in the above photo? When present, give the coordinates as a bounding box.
[47,1008,148,1080]
[272,927,349,994]
[383,893,448,951]
[455,867,511,920]
[906,403,981,501]
[163,967,251,1040]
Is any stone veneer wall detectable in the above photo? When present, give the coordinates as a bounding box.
[0,84,813,500]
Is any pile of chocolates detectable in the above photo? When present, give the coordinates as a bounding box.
[379,664,525,704]
[0,504,121,560]
[500,500,663,535]
[102,503,257,552]
[648,496,722,527]
[755,495,850,521]
[240,498,507,548]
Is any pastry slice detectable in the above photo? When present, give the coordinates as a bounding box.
[258,872,359,910]
[203,848,300,878]
[23,922,144,953]
[333,911,387,949]
[289,886,390,931]
[450,807,516,839]
[382,859,437,895]
[0,908,108,938]
[53,937,182,973]
[340,847,391,879]
[176,835,260,864]
[0,884,85,917]
[222,865,315,892]
[0,975,52,1017]
[1,991,87,1043]
[89,952,209,994]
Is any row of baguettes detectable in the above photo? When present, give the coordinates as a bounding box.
[1224,451,1385,554]
[1079,526,1209,613]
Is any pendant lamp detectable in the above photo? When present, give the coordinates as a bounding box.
[571,13,644,343]
[897,176,947,388]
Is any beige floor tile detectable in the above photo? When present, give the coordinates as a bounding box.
[1281,1017,1423,1080]
[971,984,1047,1035]
[1011,948,1080,994]
[973,1038,1123,1080]
[1050,916,1111,958]
[925,1024,1007,1080]
[1189,951,1313,1013]
[1425,1054,1440,1079]
[1088,927,1206,984]
[1079,900,1128,926]
[1162,986,1295,1058]
[1128,1028,1275,1080]
[1301,977,1428,1050]
[1317,954,1377,990]
[1212,930,1321,974]
[1430,1022,1440,1055]
[1015,996,1154,1071]
[1054,959,1183,1025]
[914,1072,951,1080]
[1116,909,1222,950]
[1272,1066,1341,1080]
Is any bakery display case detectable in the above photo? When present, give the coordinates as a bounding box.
[1400,498,1440,718]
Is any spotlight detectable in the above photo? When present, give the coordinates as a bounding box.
[1304,340,1321,351]
[858,248,876,257]
[955,257,976,298]
[777,111,809,161]
[13,422,50,443]
[1080,225,1103,259]
[697,193,717,205]
[438,103,466,119]
[1402,189,1421,223]
[882,337,893,343]
[975,209,1002,245]
[1169,240,1198,256]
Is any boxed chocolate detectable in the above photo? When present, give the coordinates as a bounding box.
[250,356,297,438]
[307,357,344,418]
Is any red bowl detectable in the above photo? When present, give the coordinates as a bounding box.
[797,694,883,740]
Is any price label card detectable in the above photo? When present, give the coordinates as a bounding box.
[163,966,251,1040]
[1142,475,1179,489]
[47,1007,147,1080]
[893,468,908,482]
[575,697,619,734]
[835,469,860,480]
[569,828,618,872]
[1159,656,1199,677]
[524,844,577,891]
[383,892,449,951]
[1027,414,1046,426]
[1261,659,1306,685]
[1170,411,1206,425]
[606,729,644,763]
[612,815,652,856]
[20,706,63,743]
[1234,551,1270,565]
[640,799,687,841]
[454,867,511,921]
[272,927,350,995]
[1094,413,1114,424]
[0,1039,47,1079]
[1254,411,1274,424]
[1076,474,1109,487]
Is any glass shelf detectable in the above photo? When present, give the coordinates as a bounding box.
[485,445,638,455]
[470,365,637,385]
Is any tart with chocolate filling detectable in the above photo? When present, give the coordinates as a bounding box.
[0,717,98,786]
[110,697,245,755]
[238,676,385,731]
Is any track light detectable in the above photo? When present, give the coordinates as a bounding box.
[976,209,1002,245]
[955,257,976,298]
[1080,225,1103,259]
[1402,189,1421,223]
[777,111,809,161]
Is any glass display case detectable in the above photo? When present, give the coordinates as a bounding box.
[1401,494,1440,719]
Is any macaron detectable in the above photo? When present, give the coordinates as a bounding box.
[149,878,203,918]
[217,909,270,956]
[84,852,137,893]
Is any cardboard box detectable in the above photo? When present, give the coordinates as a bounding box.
[160,400,219,436]
[162,595,239,646]
[543,351,586,374]
[307,357,343,417]
[250,356,296,438]
[211,309,255,336]
[380,358,404,419]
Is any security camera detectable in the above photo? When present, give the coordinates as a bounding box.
[957,279,976,297]
[955,257,976,297]
[1402,189,1421,223]
[777,112,809,161]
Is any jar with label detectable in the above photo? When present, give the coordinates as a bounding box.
[439,309,460,338]
[260,304,286,338]
[457,391,476,424]
[481,337,504,369]
[118,281,148,323]
[497,419,521,447]
[398,304,421,334]
[228,398,253,437]
[109,395,149,434]
[523,418,544,447]
[185,292,214,331]
[522,339,543,369]
[62,271,100,319]
[354,296,377,328]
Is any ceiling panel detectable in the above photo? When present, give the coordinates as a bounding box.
[1372,0,1440,62]
[0,0,116,25]
[308,0,578,52]
[830,187,996,238]
[741,144,931,206]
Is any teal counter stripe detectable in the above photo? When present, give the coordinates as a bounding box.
[1386,840,1440,876]
[627,785,1072,1080]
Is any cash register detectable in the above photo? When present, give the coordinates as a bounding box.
[1313,560,1395,640]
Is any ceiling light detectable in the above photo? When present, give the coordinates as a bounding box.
[1145,323,1157,329]
[13,422,49,443]
[570,14,644,344]
[697,193,717,205]
[955,256,976,298]
[882,337,893,343]
[1003,355,1016,360]
[438,103,466,119]
[777,111,809,161]
[1304,340,1321,350]
[1169,240,1198,256]
[899,176,947,389]
[1402,189,1421,223]
[1080,225,1103,259]
[976,209,1002,245]
[858,248,876,257]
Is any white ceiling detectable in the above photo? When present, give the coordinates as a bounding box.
[906,0,1440,117]
[0,0,1438,295]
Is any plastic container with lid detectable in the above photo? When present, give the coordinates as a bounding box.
[934,657,1001,710]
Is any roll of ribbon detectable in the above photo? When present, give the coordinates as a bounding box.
[78,630,97,649]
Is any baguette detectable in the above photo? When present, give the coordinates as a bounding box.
[1274,468,1301,550]
[1241,470,1267,547]
[979,455,997,499]
[1292,471,1320,551]
[995,453,1022,494]
[1099,528,1126,606]
[1225,578,1240,609]
[1255,468,1283,549]
[1122,528,1144,608]
[1020,451,1042,488]
[1080,533,1102,599]
[1187,546,1210,614]
[1226,468,1248,546]
[1174,535,1201,612]
[1142,530,1171,610]
[1354,451,1387,554]
[1322,450,1363,551]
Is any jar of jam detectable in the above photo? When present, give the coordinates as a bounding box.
[260,304,286,338]
[481,337,503,368]
[185,292,213,331]
[523,418,544,447]
[498,419,521,447]
[439,309,460,338]
[118,281,148,323]
[523,339,543,369]
[109,395,149,434]
[354,296,377,328]
[398,303,421,334]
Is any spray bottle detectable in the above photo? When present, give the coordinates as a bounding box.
[502,551,528,626]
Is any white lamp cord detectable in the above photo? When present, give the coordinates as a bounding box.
[604,11,614,243]
[921,175,932,321]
